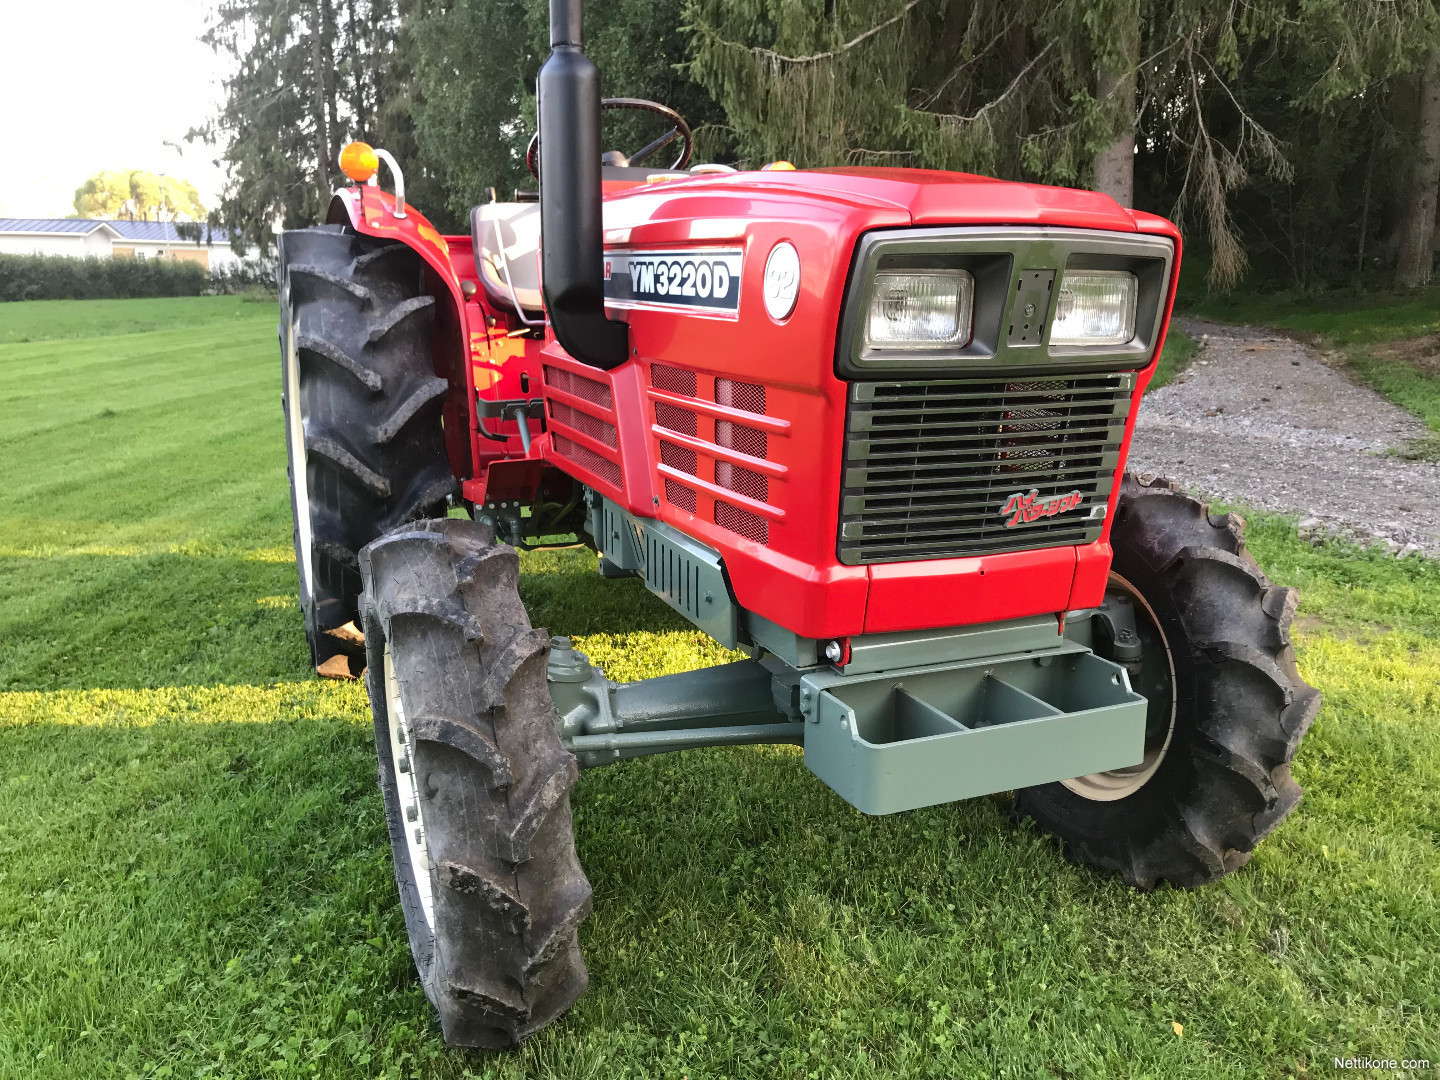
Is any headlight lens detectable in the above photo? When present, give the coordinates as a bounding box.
[866,270,974,348]
[1050,270,1138,346]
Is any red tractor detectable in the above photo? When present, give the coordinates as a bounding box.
[277,0,1319,1049]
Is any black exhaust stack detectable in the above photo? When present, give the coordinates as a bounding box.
[537,0,629,369]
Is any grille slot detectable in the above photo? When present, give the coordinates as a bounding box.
[715,460,768,503]
[654,400,698,436]
[651,363,698,397]
[554,434,622,491]
[550,402,617,448]
[838,373,1131,564]
[544,365,612,409]
[715,419,767,460]
[716,378,765,414]
[664,478,697,512]
[659,440,698,475]
[716,501,768,545]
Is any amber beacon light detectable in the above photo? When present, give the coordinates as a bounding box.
[339,141,379,182]
[337,140,406,218]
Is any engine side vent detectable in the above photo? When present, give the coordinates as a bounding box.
[838,373,1132,564]
[651,363,698,397]
[554,433,622,491]
[664,478,697,513]
[659,440,698,475]
[550,401,618,448]
[715,460,768,504]
[544,364,613,409]
[715,419,767,460]
[716,378,765,414]
[654,400,698,437]
[715,501,768,545]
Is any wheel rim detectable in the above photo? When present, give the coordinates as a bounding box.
[1060,572,1177,802]
[283,287,314,607]
[385,643,436,928]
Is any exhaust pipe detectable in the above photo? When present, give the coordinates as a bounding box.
[537,0,630,369]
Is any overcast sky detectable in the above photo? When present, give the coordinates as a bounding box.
[0,0,229,218]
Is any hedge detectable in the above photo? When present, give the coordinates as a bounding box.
[0,253,210,302]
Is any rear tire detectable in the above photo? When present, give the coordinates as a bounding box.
[1013,474,1322,889]
[361,518,593,1047]
[278,226,455,676]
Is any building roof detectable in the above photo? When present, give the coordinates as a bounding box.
[0,218,231,244]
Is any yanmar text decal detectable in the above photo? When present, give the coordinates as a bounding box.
[603,248,743,317]
[1000,488,1084,528]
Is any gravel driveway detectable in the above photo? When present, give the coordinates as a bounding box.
[1127,318,1440,555]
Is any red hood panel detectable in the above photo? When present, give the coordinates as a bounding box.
[604,166,1140,233]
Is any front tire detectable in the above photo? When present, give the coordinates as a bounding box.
[361,518,593,1047]
[1014,474,1322,889]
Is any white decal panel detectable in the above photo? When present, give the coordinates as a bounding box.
[603,248,743,318]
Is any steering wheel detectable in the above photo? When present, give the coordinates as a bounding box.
[526,97,693,179]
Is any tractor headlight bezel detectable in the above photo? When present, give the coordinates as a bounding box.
[835,227,1174,379]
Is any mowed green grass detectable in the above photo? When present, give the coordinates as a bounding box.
[0,299,1437,1080]
[0,295,270,345]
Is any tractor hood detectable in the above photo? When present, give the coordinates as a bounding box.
[600,166,1159,237]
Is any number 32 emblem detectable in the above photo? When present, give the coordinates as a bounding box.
[763,242,800,321]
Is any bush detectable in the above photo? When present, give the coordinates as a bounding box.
[210,256,279,295]
[0,253,209,302]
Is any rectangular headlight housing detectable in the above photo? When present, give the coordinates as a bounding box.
[865,269,974,349]
[1050,270,1138,346]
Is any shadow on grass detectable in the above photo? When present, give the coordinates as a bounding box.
[0,551,311,691]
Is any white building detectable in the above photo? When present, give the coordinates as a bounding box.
[0,218,250,272]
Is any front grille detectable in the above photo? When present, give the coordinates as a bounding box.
[838,373,1133,564]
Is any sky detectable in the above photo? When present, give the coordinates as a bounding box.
[0,0,230,218]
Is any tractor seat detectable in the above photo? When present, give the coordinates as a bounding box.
[471,202,544,318]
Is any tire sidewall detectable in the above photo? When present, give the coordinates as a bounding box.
[278,248,321,660]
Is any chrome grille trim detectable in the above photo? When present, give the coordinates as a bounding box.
[837,373,1132,564]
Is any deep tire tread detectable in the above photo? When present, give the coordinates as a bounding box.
[368,294,437,345]
[295,333,384,391]
[304,432,392,496]
[376,377,450,443]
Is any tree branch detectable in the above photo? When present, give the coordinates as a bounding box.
[721,0,928,67]
[926,41,1055,127]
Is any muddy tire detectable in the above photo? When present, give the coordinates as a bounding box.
[278,226,455,675]
[1013,474,1322,889]
[360,518,592,1047]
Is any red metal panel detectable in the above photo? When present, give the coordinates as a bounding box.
[1069,541,1113,611]
[864,547,1079,635]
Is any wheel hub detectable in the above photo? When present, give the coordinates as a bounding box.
[1060,573,1177,802]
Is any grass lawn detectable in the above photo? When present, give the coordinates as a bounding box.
[0,295,272,345]
[1,297,1437,1080]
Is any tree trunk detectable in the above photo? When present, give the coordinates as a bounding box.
[1395,42,1440,289]
[1093,66,1136,207]
[310,9,332,190]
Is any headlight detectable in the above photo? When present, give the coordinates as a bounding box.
[865,270,974,348]
[1050,270,1137,346]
